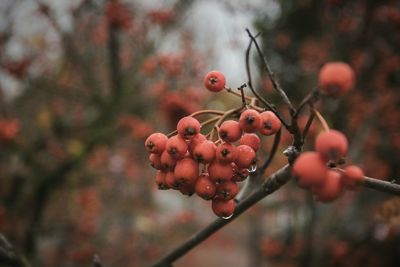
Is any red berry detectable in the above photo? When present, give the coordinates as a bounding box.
[155,171,169,190]
[203,71,226,92]
[239,109,261,133]
[145,132,168,154]
[149,153,163,170]
[195,174,216,200]
[313,170,343,202]
[188,133,207,155]
[259,111,281,136]
[160,150,177,170]
[179,182,196,196]
[215,181,239,201]
[193,140,216,163]
[208,161,234,184]
[211,199,236,218]
[216,143,238,164]
[235,145,256,169]
[239,133,261,151]
[343,165,364,189]
[177,116,201,140]
[174,158,199,185]
[315,130,348,162]
[218,120,242,142]
[318,62,355,97]
[165,171,180,189]
[166,135,188,159]
[292,152,327,187]
[232,163,249,182]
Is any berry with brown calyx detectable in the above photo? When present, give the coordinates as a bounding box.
[166,135,188,159]
[343,165,364,189]
[193,140,216,163]
[215,181,239,201]
[195,174,216,200]
[315,130,348,162]
[239,109,261,133]
[149,153,163,170]
[292,152,327,187]
[211,199,236,218]
[177,116,201,140]
[232,163,249,182]
[203,71,226,92]
[235,145,256,169]
[259,111,281,136]
[165,171,180,189]
[216,143,238,164]
[219,120,242,142]
[155,171,169,190]
[179,182,196,196]
[239,133,261,152]
[174,158,199,185]
[313,170,343,202]
[208,161,234,184]
[160,150,177,170]
[188,133,207,155]
[318,62,355,97]
[145,132,168,154]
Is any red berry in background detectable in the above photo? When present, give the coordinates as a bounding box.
[216,143,238,164]
[239,133,261,152]
[292,152,327,187]
[166,135,188,159]
[193,140,216,163]
[174,158,199,185]
[165,171,179,189]
[211,199,236,218]
[318,62,355,97]
[208,161,234,184]
[145,132,168,154]
[177,116,201,140]
[160,150,177,170]
[155,171,169,190]
[219,120,242,142]
[188,133,207,154]
[149,153,163,170]
[203,71,226,92]
[259,111,281,136]
[313,170,343,202]
[235,145,256,169]
[239,109,261,133]
[343,165,364,189]
[215,181,239,201]
[315,130,348,162]
[195,174,216,200]
[232,163,249,182]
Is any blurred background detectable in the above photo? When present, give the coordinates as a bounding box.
[0,0,399,266]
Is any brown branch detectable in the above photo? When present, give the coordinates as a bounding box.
[362,176,400,195]
[0,234,31,267]
[149,165,292,267]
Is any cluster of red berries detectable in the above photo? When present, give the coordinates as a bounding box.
[292,130,364,202]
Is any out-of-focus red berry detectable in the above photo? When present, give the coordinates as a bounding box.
[292,152,327,187]
[318,62,355,97]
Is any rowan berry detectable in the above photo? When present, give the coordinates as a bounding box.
[315,130,348,162]
[292,152,327,187]
[145,132,168,154]
[149,153,163,170]
[177,116,201,140]
[166,135,188,159]
[215,181,239,201]
[232,163,249,182]
[239,109,261,133]
[343,165,364,189]
[195,174,216,200]
[211,199,236,218]
[313,170,343,202]
[208,161,234,184]
[259,111,281,136]
[174,158,199,186]
[193,140,216,163]
[219,120,242,142]
[179,182,196,196]
[216,143,238,164]
[165,171,180,189]
[188,133,207,155]
[318,62,355,97]
[239,133,261,151]
[235,145,256,169]
[160,150,177,170]
[155,171,169,190]
[203,71,226,92]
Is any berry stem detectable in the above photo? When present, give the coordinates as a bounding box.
[313,108,330,132]
[224,86,253,101]
[209,107,242,141]
[190,110,225,117]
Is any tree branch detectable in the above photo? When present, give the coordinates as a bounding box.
[362,176,400,195]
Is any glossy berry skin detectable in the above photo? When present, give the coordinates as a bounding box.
[292,152,327,187]
[174,158,199,185]
[239,133,261,152]
[215,181,239,201]
[212,199,236,218]
[155,171,169,190]
[235,145,256,169]
[166,135,188,159]
[188,133,207,155]
[318,62,355,97]
[232,163,249,182]
[219,120,242,142]
[165,171,180,189]
[160,150,177,170]
[208,161,234,184]
[177,116,201,140]
[259,111,281,136]
[203,71,226,92]
[193,140,216,163]
[216,143,238,164]
[343,165,364,189]
[195,174,216,200]
[313,170,343,202]
[145,132,168,154]
[315,130,348,162]
[239,109,261,133]
[149,153,163,170]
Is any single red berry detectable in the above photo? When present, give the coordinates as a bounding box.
[211,199,236,218]
[193,140,216,163]
[155,171,169,190]
[231,163,249,182]
[343,165,364,189]
[312,170,343,202]
[239,109,261,133]
[188,133,207,155]
[219,120,242,142]
[165,171,180,189]
[318,62,355,97]
[235,145,256,169]
[208,161,234,184]
[179,182,196,196]
[166,135,188,159]
[177,116,201,140]
[315,130,348,162]
[145,132,168,154]
[149,153,163,170]
[174,158,199,185]
[259,111,281,136]
[203,71,226,92]
[216,143,238,164]
[239,133,261,151]
[160,150,177,170]
[292,152,327,187]
[215,181,239,201]
[195,174,216,200]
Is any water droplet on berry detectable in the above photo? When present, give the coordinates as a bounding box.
[221,214,233,220]
[247,164,257,173]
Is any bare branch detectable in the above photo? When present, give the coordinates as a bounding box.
[363,176,400,195]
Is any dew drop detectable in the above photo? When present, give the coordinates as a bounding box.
[221,214,233,220]
[247,164,257,173]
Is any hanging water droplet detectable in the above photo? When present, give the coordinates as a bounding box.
[247,163,257,173]
[221,214,233,220]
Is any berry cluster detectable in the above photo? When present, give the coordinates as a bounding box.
[292,130,364,202]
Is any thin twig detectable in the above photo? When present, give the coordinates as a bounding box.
[260,128,282,172]
[0,234,31,267]
[363,176,400,195]
[294,88,320,118]
[301,111,315,143]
